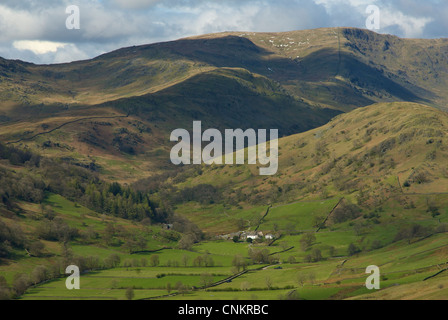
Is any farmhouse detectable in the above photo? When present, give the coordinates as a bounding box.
[242,231,263,240]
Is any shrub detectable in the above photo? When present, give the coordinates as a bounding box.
[348,243,360,256]
[332,202,361,224]
[394,224,433,243]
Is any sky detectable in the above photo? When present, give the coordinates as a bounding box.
[0,0,446,64]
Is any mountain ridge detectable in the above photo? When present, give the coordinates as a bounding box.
[1,27,447,184]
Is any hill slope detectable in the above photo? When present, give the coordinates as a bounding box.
[161,102,448,232]
[1,28,447,184]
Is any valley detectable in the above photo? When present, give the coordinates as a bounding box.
[1,28,448,300]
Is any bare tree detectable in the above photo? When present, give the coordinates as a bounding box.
[125,287,134,300]
[265,276,273,290]
[150,254,160,267]
[300,233,316,251]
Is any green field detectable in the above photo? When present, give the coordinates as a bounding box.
[3,194,445,301]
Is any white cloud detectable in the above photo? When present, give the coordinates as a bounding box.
[380,9,433,38]
[13,40,68,55]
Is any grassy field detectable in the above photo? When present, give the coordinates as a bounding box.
[7,193,446,301]
[19,231,448,300]
[1,176,447,301]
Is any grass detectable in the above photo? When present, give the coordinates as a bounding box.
[259,198,340,232]
[1,44,448,301]
[14,210,448,300]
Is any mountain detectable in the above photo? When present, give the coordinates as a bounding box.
[0,28,447,185]
[1,28,448,301]
[160,101,448,233]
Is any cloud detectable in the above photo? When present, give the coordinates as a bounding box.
[0,0,445,64]
[112,0,162,9]
[380,9,433,38]
[13,40,68,55]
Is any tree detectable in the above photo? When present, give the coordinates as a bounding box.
[12,274,30,297]
[104,254,121,268]
[26,241,45,257]
[370,240,382,250]
[300,233,316,251]
[248,248,270,264]
[348,243,360,256]
[328,246,336,257]
[203,255,215,267]
[150,254,160,267]
[268,254,280,264]
[175,281,183,291]
[353,222,365,236]
[200,273,214,288]
[310,248,322,262]
[182,254,189,267]
[125,287,134,300]
[178,234,195,250]
[265,276,273,290]
[332,203,361,224]
[288,255,296,264]
[312,216,325,229]
[394,224,432,244]
[136,234,148,251]
[0,276,7,288]
[0,287,10,300]
[31,265,48,285]
[0,276,10,300]
[241,281,250,291]
[308,273,316,285]
[296,273,307,287]
[232,255,246,272]
[193,256,204,267]
[123,237,138,254]
[175,281,189,295]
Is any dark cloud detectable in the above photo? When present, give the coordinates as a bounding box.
[0,0,445,64]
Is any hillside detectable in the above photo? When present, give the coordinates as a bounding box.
[2,102,448,301]
[160,102,448,233]
[2,28,447,111]
[1,27,448,301]
[1,28,448,185]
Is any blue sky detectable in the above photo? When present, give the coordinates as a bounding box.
[0,0,446,64]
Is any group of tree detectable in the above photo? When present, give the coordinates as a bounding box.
[35,217,79,243]
[300,233,316,251]
[0,143,40,167]
[331,201,361,224]
[0,142,171,224]
[173,184,221,205]
[248,248,271,264]
[0,252,121,300]
[304,248,323,263]
[0,219,26,259]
